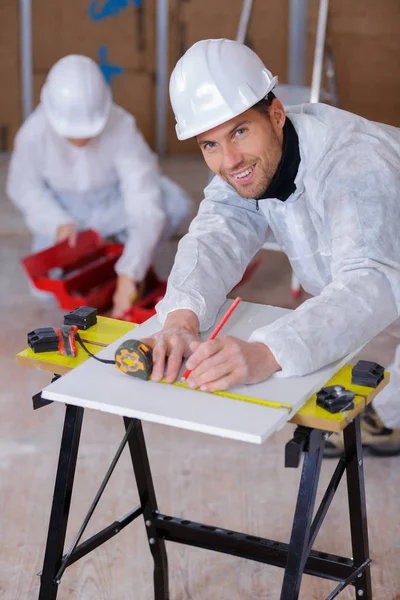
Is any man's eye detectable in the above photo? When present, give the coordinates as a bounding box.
[204,142,216,150]
[235,128,245,137]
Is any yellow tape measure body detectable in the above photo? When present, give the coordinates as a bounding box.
[115,340,153,379]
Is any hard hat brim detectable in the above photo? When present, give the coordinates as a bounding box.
[45,111,110,139]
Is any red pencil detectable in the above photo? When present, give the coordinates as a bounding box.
[181,297,242,381]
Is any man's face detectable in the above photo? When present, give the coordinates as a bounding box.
[66,138,92,147]
[197,99,286,199]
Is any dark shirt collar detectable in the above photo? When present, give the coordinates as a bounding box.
[257,117,300,202]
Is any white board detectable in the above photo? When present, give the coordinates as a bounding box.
[42,301,356,444]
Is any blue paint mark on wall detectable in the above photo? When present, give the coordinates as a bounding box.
[97,46,124,86]
[88,0,142,21]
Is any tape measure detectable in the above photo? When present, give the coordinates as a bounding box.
[114,340,153,379]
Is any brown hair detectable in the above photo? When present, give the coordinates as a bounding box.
[252,91,276,117]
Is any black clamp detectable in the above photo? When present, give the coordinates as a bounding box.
[351,360,384,388]
[64,306,98,330]
[27,307,98,354]
[28,328,59,353]
[316,385,355,414]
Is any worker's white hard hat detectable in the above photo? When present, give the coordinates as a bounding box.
[170,38,278,140]
[41,55,112,138]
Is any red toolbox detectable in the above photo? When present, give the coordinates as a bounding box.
[21,230,264,322]
[21,230,123,312]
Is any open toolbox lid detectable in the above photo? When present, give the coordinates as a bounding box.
[21,230,123,311]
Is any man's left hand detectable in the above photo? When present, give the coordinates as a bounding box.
[111,274,138,318]
[184,336,281,392]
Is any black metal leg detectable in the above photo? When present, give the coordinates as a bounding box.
[124,418,169,600]
[343,417,372,600]
[38,404,84,600]
[280,430,325,600]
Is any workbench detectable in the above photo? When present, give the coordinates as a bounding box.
[17,303,389,600]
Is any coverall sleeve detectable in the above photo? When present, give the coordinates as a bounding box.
[249,149,400,376]
[6,137,72,237]
[113,121,166,281]
[156,179,269,329]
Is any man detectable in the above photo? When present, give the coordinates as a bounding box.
[147,38,400,456]
[7,55,191,317]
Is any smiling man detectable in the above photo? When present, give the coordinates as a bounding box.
[148,38,400,455]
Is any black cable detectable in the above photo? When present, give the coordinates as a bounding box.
[75,333,116,365]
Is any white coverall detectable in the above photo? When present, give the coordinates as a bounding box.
[156,103,400,426]
[7,103,192,282]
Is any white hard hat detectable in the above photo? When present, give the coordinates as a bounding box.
[41,55,112,138]
[170,39,278,140]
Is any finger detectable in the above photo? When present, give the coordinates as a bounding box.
[189,340,202,353]
[129,286,138,304]
[112,297,130,318]
[199,372,238,393]
[182,334,202,358]
[186,348,230,385]
[165,342,186,383]
[140,337,155,350]
[185,339,223,371]
[111,304,121,319]
[69,228,77,247]
[187,359,232,389]
[151,342,167,381]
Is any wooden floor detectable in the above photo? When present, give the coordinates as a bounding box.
[0,154,399,599]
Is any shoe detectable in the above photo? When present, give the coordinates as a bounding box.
[324,405,400,458]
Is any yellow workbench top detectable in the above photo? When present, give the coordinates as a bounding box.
[17,316,136,376]
[291,364,389,432]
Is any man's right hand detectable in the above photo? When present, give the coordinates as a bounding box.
[56,223,78,247]
[142,310,200,383]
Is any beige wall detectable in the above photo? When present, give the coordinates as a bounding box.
[0,1,21,151]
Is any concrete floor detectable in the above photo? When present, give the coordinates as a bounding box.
[0,153,399,599]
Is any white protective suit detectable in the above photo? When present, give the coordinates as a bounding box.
[156,103,400,381]
[7,103,192,281]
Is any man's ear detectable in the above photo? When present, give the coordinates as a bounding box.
[269,98,286,131]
